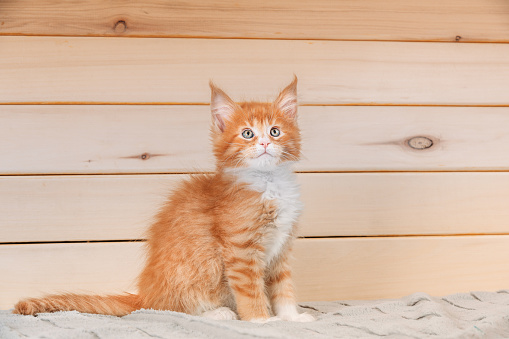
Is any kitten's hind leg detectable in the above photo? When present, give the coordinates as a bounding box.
[202,307,238,320]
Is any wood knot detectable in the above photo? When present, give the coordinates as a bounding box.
[140,153,150,160]
[407,136,433,150]
[455,35,462,41]
[114,20,127,33]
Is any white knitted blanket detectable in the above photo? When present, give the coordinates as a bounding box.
[2,291,509,338]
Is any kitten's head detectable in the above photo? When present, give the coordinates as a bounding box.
[210,77,301,171]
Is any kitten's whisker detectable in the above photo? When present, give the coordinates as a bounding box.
[280,150,299,162]
[222,149,245,164]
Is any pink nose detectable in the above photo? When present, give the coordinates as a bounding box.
[260,141,271,148]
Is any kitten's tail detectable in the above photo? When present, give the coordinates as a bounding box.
[13,293,142,316]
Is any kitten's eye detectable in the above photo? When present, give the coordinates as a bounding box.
[242,129,254,139]
[270,127,280,137]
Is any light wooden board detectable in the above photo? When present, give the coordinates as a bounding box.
[3,105,509,174]
[293,236,509,301]
[3,173,509,243]
[2,236,509,309]
[0,105,214,175]
[2,37,509,105]
[0,242,143,310]
[1,0,509,42]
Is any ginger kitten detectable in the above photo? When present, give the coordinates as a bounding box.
[14,77,315,322]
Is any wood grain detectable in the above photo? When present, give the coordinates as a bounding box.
[3,173,509,243]
[1,0,509,42]
[293,236,509,301]
[3,105,509,174]
[2,37,509,105]
[0,242,142,310]
[2,236,509,309]
[0,105,214,175]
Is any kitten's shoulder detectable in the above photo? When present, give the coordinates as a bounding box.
[172,172,245,199]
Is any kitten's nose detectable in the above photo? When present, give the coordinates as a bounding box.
[260,141,271,149]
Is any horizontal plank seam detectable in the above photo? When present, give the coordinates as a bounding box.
[301,233,509,239]
[1,33,509,44]
[302,104,509,108]
[2,103,509,107]
[3,170,509,177]
[300,170,509,174]
[0,172,213,177]
[3,234,509,245]
[0,240,146,245]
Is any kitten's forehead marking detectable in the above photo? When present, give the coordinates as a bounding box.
[246,118,280,137]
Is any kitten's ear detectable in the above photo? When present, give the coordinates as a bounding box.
[274,76,298,119]
[210,81,238,132]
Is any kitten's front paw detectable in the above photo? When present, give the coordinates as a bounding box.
[249,316,281,323]
[285,312,316,322]
[202,307,238,320]
[275,303,317,322]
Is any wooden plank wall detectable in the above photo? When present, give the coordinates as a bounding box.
[1,0,509,310]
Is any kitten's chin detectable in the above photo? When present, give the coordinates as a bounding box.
[222,155,295,173]
[245,155,286,171]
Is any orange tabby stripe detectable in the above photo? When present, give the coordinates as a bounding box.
[230,239,264,251]
[230,285,257,299]
[225,256,258,266]
[267,269,292,285]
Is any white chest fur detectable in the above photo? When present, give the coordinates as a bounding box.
[229,165,302,264]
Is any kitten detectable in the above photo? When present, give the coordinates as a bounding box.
[13,77,315,322]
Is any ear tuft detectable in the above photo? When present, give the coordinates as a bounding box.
[209,81,238,132]
[274,76,298,119]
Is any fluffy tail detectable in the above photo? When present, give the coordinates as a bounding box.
[13,293,142,316]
